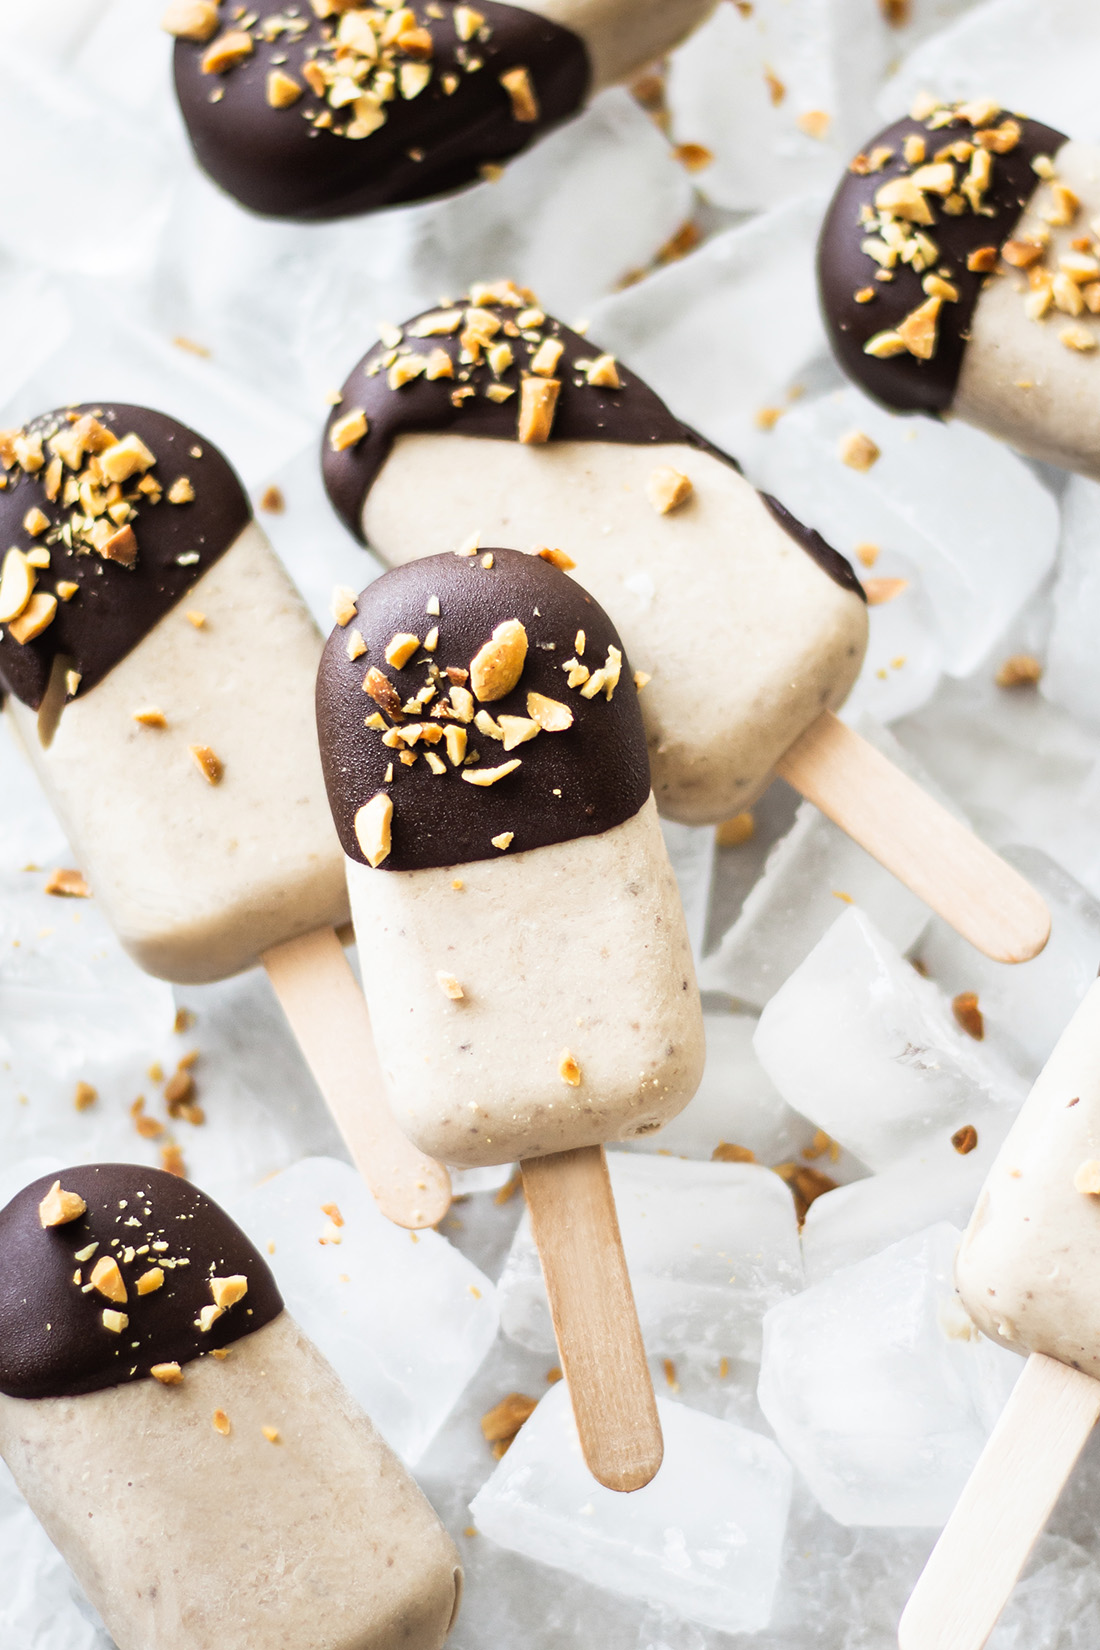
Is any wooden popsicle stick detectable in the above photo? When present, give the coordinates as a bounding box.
[521,1145,663,1494]
[776,711,1050,965]
[262,925,452,1230]
[899,1353,1100,1650]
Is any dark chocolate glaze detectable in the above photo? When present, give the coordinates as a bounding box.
[0,1165,282,1400]
[174,0,589,221]
[321,299,863,601]
[317,547,650,869]
[818,111,1066,416]
[0,405,249,710]
[761,495,867,602]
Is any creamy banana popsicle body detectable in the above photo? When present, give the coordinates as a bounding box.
[316,547,705,1166]
[321,284,869,827]
[168,0,715,220]
[0,1164,461,1650]
[956,977,1100,1374]
[0,404,347,982]
[818,98,1100,480]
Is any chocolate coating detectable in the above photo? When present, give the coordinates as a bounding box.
[0,1165,282,1400]
[321,297,863,601]
[317,547,650,869]
[174,0,589,221]
[818,110,1065,415]
[761,495,866,603]
[0,405,249,710]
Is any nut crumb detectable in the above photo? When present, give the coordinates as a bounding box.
[838,430,881,471]
[646,467,693,514]
[537,547,575,571]
[212,1409,231,1436]
[470,618,528,701]
[952,991,984,1040]
[161,0,218,40]
[558,1049,581,1086]
[712,1142,756,1163]
[952,1124,979,1156]
[499,65,539,122]
[461,760,521,787]
[260,485,285,514]
[480,1392,537,1447]
[189,744,224,785]
[517,377,560,444]
[863,577,909,605]
[44,868,90,898]
[151,1362,183,1384]
[354,793,393,868]
[995,653,1042,689]
[491,831,514,850]
[716,811,755,847]
[329,409,369,451]
[38,1181,88,1228]
[74,1081,97,1112]
[262,1426,282,1444]
[1075,1160,1100,1196]
[437,971,465,1000]
[132,707,168,728]
[102,1309,129,1334]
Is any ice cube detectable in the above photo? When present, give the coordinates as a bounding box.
[920,844,1100,1077]
[664,0,891,215]
[498,1153,803,1361]
[754,906,1025,1171]
[0,49,172,279]
[841,569,945,725]
[1,296,312,490]
[699,718,935,1009]
[879,0,1100,142]
[751,386,1060,677]
[229,1157,499,1466]
[470,1380,793,1633]
[758,1224,1021,1527]
[801,1130,997,1283]
[623,1011,814,1166]
[659,819,715,962]
[587,196,833,464]
[1044,477,1100,733]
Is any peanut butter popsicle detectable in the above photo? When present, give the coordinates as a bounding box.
[317,547,704,1488]
[900,977,1100,1649]
[0,1164,461,1650]
[319,281,1050,964]
[166,0,714,220]
[0,404,449,1227]
[818,96,1100,481]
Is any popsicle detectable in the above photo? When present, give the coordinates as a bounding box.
[0,1163,462,1650]
[899,977,1100,1650]
[818,96,1100,481]
[0,402,449,1228]
[319,280,1051,963]
[165,0,714,219]
[316,546,706,1489]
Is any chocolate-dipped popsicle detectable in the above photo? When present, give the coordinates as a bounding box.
[317,280,1051,965]
[0,1164,461,1650]
[0,404,449,1228]
[317,548,704,1489]
[818,96,1100,480]
[165,0,714,220]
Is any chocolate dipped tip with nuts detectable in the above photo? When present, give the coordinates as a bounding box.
[818,97,1100,480]
[320,281,868,827]
[167,0,713,220]
[316,546,704,1168]
[0,1163,461,1650]
[0,402,347,983]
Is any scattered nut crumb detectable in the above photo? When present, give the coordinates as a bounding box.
[260,485,285,514]
[499,65,538,122]
[646,467,693,514]
[863,577,909,605]
[952,992,984,1040]
[839,430,881,471]
[161,0,219,41]
[102,1309,129,1334]
[74,1081,97,1112]
[329,409,369,451]
[355,792,394,868]
[952,1124,979,1156]
[212,1409,232,1436]
[262,1426,282,1444]
[712,1142,756,1164]
[437,971,465,1000]
[44,868,90,898]
[558,1049,581,1086]
[672,143,714,172]
[1074,1159,1100,1196]
[995,654,1042,689]
[480,1392,537,1450]
[716,811,755,848]
[470,618,528,701]
[797,109,831,140]
[189,745,224,785]
[160,1143,187,1178]
[151,1362,183,1384]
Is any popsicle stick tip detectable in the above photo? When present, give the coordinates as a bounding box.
[778,713,1052,965]
[373,1161,453,1230]
[586,1438,664,1495]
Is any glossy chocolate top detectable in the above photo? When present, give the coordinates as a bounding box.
[818,102,1065,415]
[0,1165,282,1399]
[0,405,249,710]
[173,0,589,221]
[317,547,650,869]
[320,284,865,601]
